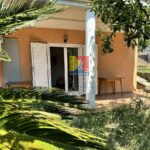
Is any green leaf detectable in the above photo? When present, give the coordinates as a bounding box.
[0,49,11,61]
[91,0,150,53]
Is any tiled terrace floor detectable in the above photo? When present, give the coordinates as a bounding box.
[96,91,150,108]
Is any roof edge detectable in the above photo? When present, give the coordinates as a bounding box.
[57,0,89,8]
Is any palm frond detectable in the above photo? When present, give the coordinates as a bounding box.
[0,49,11,61]
[0,0,64,35]
[0,88,87,110]
[0,110,109,150]
[0,0,64,61]
[0,88,111,149]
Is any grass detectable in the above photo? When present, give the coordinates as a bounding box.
[70,99,150,150]
[137,66,150,73]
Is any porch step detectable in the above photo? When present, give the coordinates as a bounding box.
[137,76,150,92]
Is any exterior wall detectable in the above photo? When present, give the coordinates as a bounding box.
[0,27,137,92]
[5,28,85,82]
[97,34,137,93]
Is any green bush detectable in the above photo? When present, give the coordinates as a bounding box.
[71,100,150,149]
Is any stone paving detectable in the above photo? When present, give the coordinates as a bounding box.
[96,91,150,109]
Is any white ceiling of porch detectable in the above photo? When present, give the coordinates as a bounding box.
[34,6,110,32]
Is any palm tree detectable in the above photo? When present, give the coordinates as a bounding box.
[0,88,110,150]
[0,0,63,61]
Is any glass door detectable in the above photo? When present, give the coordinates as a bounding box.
[67,48,79,91]
[49,44,83,95]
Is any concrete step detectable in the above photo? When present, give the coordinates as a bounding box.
[137,76,150,92]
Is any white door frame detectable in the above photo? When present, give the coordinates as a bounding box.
[48,43,83,95]
[46,44,51,88]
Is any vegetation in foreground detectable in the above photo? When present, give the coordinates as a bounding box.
[0,88,150,150]
[71,99,150,150]
[138,65,150,73]
[0,88,109,150]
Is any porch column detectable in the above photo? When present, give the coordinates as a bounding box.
[0,36,3,87]
[0,36,2,52]
[85,10,96,109]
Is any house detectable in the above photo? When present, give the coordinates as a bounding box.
[0,0,137,108]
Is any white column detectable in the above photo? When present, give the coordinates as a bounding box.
[64,47,68,92]
[0,36,3,61]
[0,36,3,87]
[0,36,2,52]
[85,10,96,109]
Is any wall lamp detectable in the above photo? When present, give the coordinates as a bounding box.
[64,34,68,43]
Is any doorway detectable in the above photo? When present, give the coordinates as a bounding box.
[50,47,65,89]
[31,42,84,94]
[49,44,83,94]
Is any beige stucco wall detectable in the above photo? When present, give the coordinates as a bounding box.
[0,28,137,92]
[97,34,137,93]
